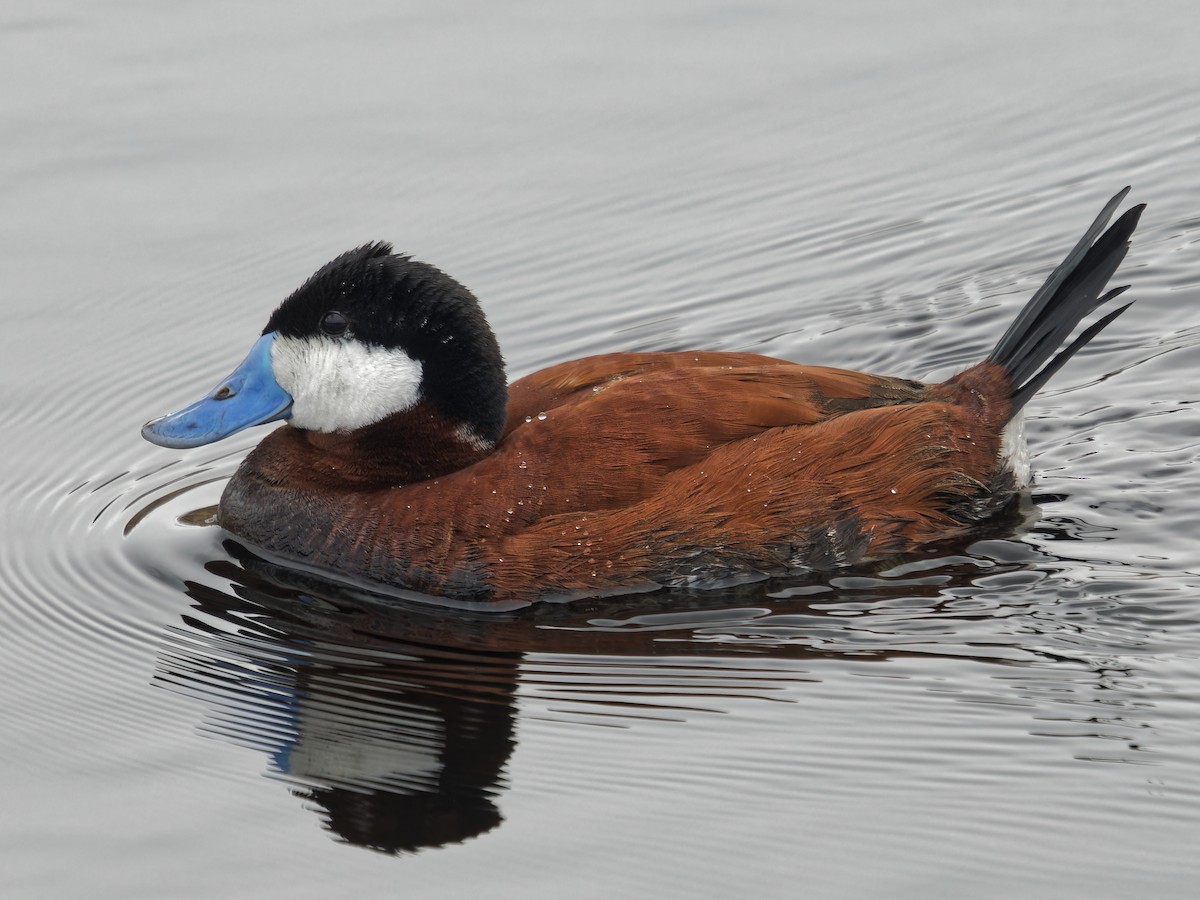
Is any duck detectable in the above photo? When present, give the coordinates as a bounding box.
[143,188,1143,604]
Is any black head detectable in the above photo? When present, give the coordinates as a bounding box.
[264,243,507,444]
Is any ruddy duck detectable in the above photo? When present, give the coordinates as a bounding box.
[144,189,1143,603]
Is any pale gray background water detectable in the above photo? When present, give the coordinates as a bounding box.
[3,2,1200,898]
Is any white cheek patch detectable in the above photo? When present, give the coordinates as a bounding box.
[271,335,423,433]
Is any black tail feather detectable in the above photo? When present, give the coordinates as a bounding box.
[988,189,1143,419]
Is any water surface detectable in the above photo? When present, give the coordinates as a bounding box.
[3,2,1200,898]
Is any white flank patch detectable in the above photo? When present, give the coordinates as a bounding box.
[271,334,423,433]
[1000,412,1032,487]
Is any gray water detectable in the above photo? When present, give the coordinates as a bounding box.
[4,2,1200,898]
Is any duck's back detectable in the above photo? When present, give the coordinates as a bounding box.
[496,352,927,513]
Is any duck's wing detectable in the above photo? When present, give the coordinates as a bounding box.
[490,394,1012,601]
[490,354,929,517]
[504,351,926,438]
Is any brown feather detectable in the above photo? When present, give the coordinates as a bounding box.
[219,356,1011,602]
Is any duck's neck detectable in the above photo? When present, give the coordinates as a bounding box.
[244,400,496,491]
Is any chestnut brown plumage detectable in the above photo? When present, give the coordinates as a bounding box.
[203,190,1145,604]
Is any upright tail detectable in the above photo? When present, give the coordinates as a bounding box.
[988,187,1144,419]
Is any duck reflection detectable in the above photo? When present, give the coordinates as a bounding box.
[159,550,522,854]
[153,496,1157,855]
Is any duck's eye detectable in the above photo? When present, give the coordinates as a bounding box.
[320,311,349,336]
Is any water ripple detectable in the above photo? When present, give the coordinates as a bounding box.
[2,81,1199,893]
